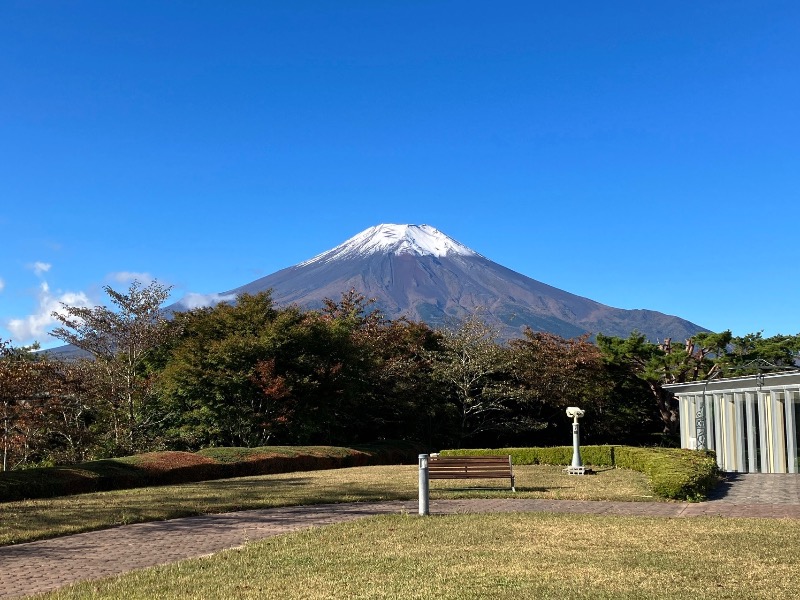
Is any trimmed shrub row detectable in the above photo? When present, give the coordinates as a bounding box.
[0,441,422,503]
[441,446,616,467]
[613,446,719,501]
[440,445,720,501]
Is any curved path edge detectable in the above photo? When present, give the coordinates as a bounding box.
[3,498,800,599]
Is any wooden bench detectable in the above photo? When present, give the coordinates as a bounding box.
[428,455,515,491]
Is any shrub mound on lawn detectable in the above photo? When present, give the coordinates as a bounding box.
[0,441,420,503]
[613,446,720,501]
[441,445,720,501]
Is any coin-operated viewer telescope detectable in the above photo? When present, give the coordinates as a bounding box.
[564,407,588,475]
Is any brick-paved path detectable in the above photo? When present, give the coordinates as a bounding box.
[2,473,799,599]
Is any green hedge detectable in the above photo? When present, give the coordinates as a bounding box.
[440,445,720,501]
[613,446,719,501]
[0,441,421,503]
[441,446,615,467]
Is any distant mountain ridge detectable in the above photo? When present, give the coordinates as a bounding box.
[174,224,706,342]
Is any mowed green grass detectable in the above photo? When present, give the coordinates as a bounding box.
[1,465,652,546]
[39,513,800,600]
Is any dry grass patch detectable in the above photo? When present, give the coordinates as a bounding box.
[428,464,652,501]
[1,465,651,546]
[38,513,800,599]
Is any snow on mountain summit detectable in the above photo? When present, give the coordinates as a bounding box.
[161,222,706,344]
[299,224,481,266]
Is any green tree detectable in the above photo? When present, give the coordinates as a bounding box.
[722,332,800,375]
[597,333,676,434]
[154,291,286,448]
[253,289,436,445]
[596,330,732,435]
[155,289,451,448]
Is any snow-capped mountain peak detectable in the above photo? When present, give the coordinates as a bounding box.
[163,222,706,344]
[299,224,481,266]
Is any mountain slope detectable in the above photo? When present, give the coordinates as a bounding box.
[176,224,705,341]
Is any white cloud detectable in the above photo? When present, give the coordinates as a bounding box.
[0,277,4,293]
[108,271,155,285]
[6,281,91,344]
[178,292,236,310]
[31,262,52,276]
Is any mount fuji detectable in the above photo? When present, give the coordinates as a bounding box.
[175,224,705,342]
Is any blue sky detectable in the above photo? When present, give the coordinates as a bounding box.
[2,1,799,348]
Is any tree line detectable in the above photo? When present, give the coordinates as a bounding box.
[2,281,798,470]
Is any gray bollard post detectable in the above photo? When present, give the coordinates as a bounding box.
[418,453,429,516]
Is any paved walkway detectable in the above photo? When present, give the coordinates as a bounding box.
[2,473,799,599]
[706,472,800,504]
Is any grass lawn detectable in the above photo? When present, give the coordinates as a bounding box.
[1,465,652,546]
[38,513,800,600]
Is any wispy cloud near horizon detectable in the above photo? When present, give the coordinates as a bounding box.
[177,292,236,310]
[6,281,91,344]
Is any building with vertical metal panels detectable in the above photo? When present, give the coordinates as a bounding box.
[664,371,800,473]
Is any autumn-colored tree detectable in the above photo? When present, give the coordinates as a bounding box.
[359,317,446,445]
[508,330,612,444]
[251,357,293,441]
[42,359,108,464]
[0,340,42,470]
[0,340,93,469]
[50,280,174,453]
[274,290,448,444]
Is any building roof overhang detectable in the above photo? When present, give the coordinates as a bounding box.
[663,370,800,394]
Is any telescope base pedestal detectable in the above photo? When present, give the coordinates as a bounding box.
[562,466,592,475]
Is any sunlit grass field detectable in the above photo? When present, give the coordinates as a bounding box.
[38,512,800,600]
[1,464,652,546]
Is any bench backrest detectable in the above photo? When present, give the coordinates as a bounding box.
[428,455,513,479]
